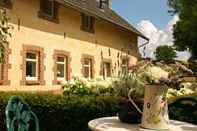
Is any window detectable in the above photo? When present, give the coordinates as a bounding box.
[0,0,12,9]
[39,0,58,22]
[0,64,4,81]
[81,13,95,33]
[83,58,93,79]
[56,56,68,81]
[98,0,109,9]
[41,0,54,17]
[26,52,38,81]
[121,58,129,74]
[0,0,7,6]
[21,45,45,85]
[102,62,111,79]
[53,50,71,85]
[83,58,92,78]
[0,44,10,85]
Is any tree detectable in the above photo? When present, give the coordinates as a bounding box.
[0,9,11,62]
[154,45,177,61]
[168,0,197,59]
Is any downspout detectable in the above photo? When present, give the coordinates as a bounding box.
[138,38,150,58]
[138,40,149,48]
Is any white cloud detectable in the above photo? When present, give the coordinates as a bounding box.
[138,15,190,60]
[165,15,179,32]
[176,51,191,61]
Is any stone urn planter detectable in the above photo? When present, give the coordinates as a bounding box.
[118,97,143,124]
[128,84,170,130]
[140,84,169,130]
[118,60,191,130]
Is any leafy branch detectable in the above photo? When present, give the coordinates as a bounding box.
[0,9,12,62]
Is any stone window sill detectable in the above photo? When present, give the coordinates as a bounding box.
[25,80,41,85]
[81,27,95,34]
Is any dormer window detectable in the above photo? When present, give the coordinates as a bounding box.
[98,0,109,9]
[38,0,58,22]
[41,0,54,17]
[81,13,95,33]
[0,0,12,9]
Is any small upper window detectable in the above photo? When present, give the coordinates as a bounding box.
[41,0,54,17]
[39,0,58,22]
[81,13,95,33]
[0,0,12,9]
[98,0,109,9]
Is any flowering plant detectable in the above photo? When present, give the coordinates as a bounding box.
[129,60,193,89]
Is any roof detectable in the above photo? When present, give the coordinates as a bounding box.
[55,0,149,40]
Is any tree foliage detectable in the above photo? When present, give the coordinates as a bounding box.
[0,9,11,62]
[155,45,177,61]
[168,0,197,59]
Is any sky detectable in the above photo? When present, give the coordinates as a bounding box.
[112,0,190,60]
[112,0,172,29]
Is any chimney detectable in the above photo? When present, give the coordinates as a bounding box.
[108,0,112,9]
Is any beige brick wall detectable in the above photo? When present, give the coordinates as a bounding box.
[0,0,140,91]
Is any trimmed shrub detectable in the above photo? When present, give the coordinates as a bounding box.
[0,92,196,131]
[169,95,197,124]
[0,92,119,131]
[154,45,177,62]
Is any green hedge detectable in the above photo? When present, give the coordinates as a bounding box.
[0,92,196,131]
[168,94,197,124]
[0,92,119,131]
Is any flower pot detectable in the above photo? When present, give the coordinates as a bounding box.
[118,97,143,124]
[141,84,169,130]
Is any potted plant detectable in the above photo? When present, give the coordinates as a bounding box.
[115,62,147,124]
[117,60,193,128]
[127,60,193,130]
[139,65,174,130]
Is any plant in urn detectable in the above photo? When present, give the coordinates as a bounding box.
[140,66,170,130]
[128,61,191,130]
